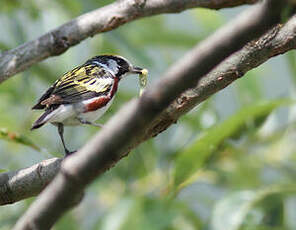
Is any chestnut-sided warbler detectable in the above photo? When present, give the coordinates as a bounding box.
[31,55,147,155]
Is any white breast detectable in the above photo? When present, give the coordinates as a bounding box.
[48,104,78,126]
[47,97,114,126]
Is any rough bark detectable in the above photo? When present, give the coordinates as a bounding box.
[0,158,62,205]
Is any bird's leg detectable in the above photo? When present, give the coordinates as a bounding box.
[57,123,74,156]
[77,118,103,128]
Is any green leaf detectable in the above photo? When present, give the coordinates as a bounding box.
[173,99,293,191]
[210,184,296,230]
[0,128,40,151]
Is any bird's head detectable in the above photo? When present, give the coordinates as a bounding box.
[87,55,146,79]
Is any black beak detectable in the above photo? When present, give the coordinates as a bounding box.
[130,66,145,74]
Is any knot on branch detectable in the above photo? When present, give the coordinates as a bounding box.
[176,95,189,107]
[102,16,128,32]
[251,24,282,49]
[132,0,147,9]
[50,33,70,56]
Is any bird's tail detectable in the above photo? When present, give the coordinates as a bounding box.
[31,110,53,130]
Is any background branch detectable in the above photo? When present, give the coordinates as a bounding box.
[11,1,289,229]
[0,158,61,205]
[2,6,296,208]
[0,0,257,83]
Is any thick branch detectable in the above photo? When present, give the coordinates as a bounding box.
[0,158,62,205]
[0,0,257,83]
[12,1,288,229]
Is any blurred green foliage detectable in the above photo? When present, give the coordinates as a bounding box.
[1,1,296,230]
[173,99,294,193]
[0,128,40,151]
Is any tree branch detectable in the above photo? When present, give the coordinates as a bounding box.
[0,0,257,83]
[11,0,289,229]
[0,158,62,205]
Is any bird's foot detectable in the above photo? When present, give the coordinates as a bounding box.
[64,149,77,157]
[78,118,103,128]
[90,122,103,128]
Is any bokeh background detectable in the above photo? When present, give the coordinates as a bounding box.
[1,1,296,229]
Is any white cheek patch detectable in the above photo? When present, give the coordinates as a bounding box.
[92,60,119,76]
[107,59,119,74]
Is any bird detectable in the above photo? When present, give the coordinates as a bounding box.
[31,55,147,155]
